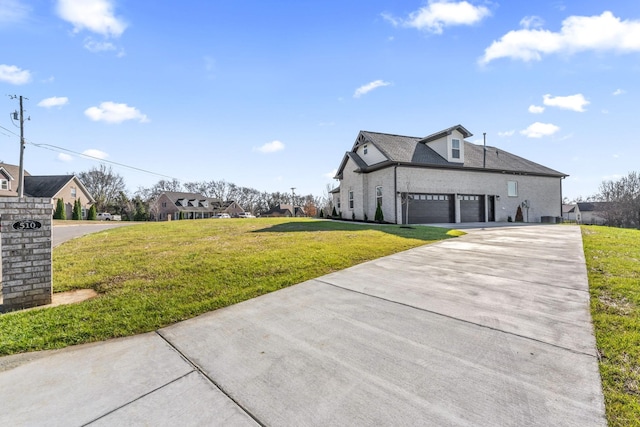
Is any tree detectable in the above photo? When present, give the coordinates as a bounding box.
[88,204,97,220]
[54,198,66,219]
[78,164,126,212]
[597,171,640,228]
[72,199,82,220]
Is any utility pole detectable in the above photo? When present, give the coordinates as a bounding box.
[10,95,28,198]
[290,187,296,217]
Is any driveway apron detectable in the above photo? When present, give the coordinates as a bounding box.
[0,225,606,426]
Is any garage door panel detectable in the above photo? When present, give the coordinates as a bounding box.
[460,195,485,222]
[405,194,453,224]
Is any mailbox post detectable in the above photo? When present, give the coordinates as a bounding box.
[0,197,53,312]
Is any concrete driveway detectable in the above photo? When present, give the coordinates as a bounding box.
[0,225,606,426]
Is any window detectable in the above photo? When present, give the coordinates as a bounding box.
[508,181,518,197]
[70,187,77,198]
[348,191,354,209]
[0,179,8,190]
[363,145,368,155]
[162,202,167,208]
[337,197,341,209]
[376,186,382,207]
[451,139,460,159]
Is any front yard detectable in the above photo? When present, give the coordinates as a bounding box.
[0,218,458,356]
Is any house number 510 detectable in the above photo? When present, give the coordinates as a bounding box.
[12,220,43,231]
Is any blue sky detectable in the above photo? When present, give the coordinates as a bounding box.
[1,0,640,200]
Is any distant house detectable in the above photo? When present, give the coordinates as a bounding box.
[562,204,581,222]
[0,162,95,219]
[332,125,567,224]
[577,202,609,225]
[262,204,305,218]
[154,191,244,220]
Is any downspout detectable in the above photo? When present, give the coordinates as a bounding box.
[394,165,398,224]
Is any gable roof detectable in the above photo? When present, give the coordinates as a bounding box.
[22,175,95,203]
[336,127,566,179]
[577,202,610,212]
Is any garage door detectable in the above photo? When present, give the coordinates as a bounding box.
[405,194,454,224]
[460,195,485,222]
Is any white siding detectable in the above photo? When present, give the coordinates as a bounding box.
[357,143,387,166]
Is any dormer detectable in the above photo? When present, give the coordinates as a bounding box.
[419,124,471,164]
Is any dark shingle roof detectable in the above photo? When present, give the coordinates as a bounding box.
[353,129,566,177]
[24,175,74,198]
[577,202,609,212]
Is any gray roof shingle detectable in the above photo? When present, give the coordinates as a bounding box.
[353,129,566,177]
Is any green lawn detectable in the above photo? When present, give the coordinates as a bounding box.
[582,225,640,427]
[0,218,459,356]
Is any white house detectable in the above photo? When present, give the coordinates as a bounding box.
[332,125,567,224]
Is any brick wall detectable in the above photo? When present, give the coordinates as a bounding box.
[0,197,53,312]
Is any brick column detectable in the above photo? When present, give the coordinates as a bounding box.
[0,197,53,312]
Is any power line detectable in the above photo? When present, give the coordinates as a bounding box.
[1,118,179,181]
[26,140,180,180]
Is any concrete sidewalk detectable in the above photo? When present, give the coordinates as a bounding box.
[0,225,606,426]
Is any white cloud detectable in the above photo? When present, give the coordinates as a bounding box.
[520,16,544,29]
[612,88,625,95]
[57,153,73,162]
[543,93,589,112]
[0,64,31,85]
[520,122,560,138]
[56,0,127,37]
[323,169,337,179]
[38,96,69,108]
[480,11,640,64]
[255,140,285,153]
[0,0,30,24]
[82,149,109,159]
[84,38,116,52]
[84,102,149,123]
[528,105,545,114]
[383,1,491,34]
[498,130,515,137]
[354,80,391,98]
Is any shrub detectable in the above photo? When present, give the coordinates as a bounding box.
[375,204,384,222]
[87,205,97,220]
[319,209,324,218]
[352,212,355,221]
[54,198,66,220]
[332,206,337,217]
[72,199,82,220]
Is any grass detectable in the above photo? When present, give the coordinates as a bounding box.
[0,218,459,356]
[582,225,640,427]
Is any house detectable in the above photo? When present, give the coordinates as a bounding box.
[562,204,581,222]
[332,125,567,224]
[262,204,306,217]
[0,162,95,219]
[576,202,608,225]
[154,192,244,220]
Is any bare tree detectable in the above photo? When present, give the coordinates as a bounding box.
[78,164,126,212]
[597,171,640,228]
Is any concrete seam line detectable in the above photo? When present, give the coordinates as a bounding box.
[80,370,195,426]
[155,330,267,427]
[379,257,591,294]
[316,279,597,359]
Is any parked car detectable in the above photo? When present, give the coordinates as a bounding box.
[214,213,231,219]
[97,212,122,221]
[238,212,255,218]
